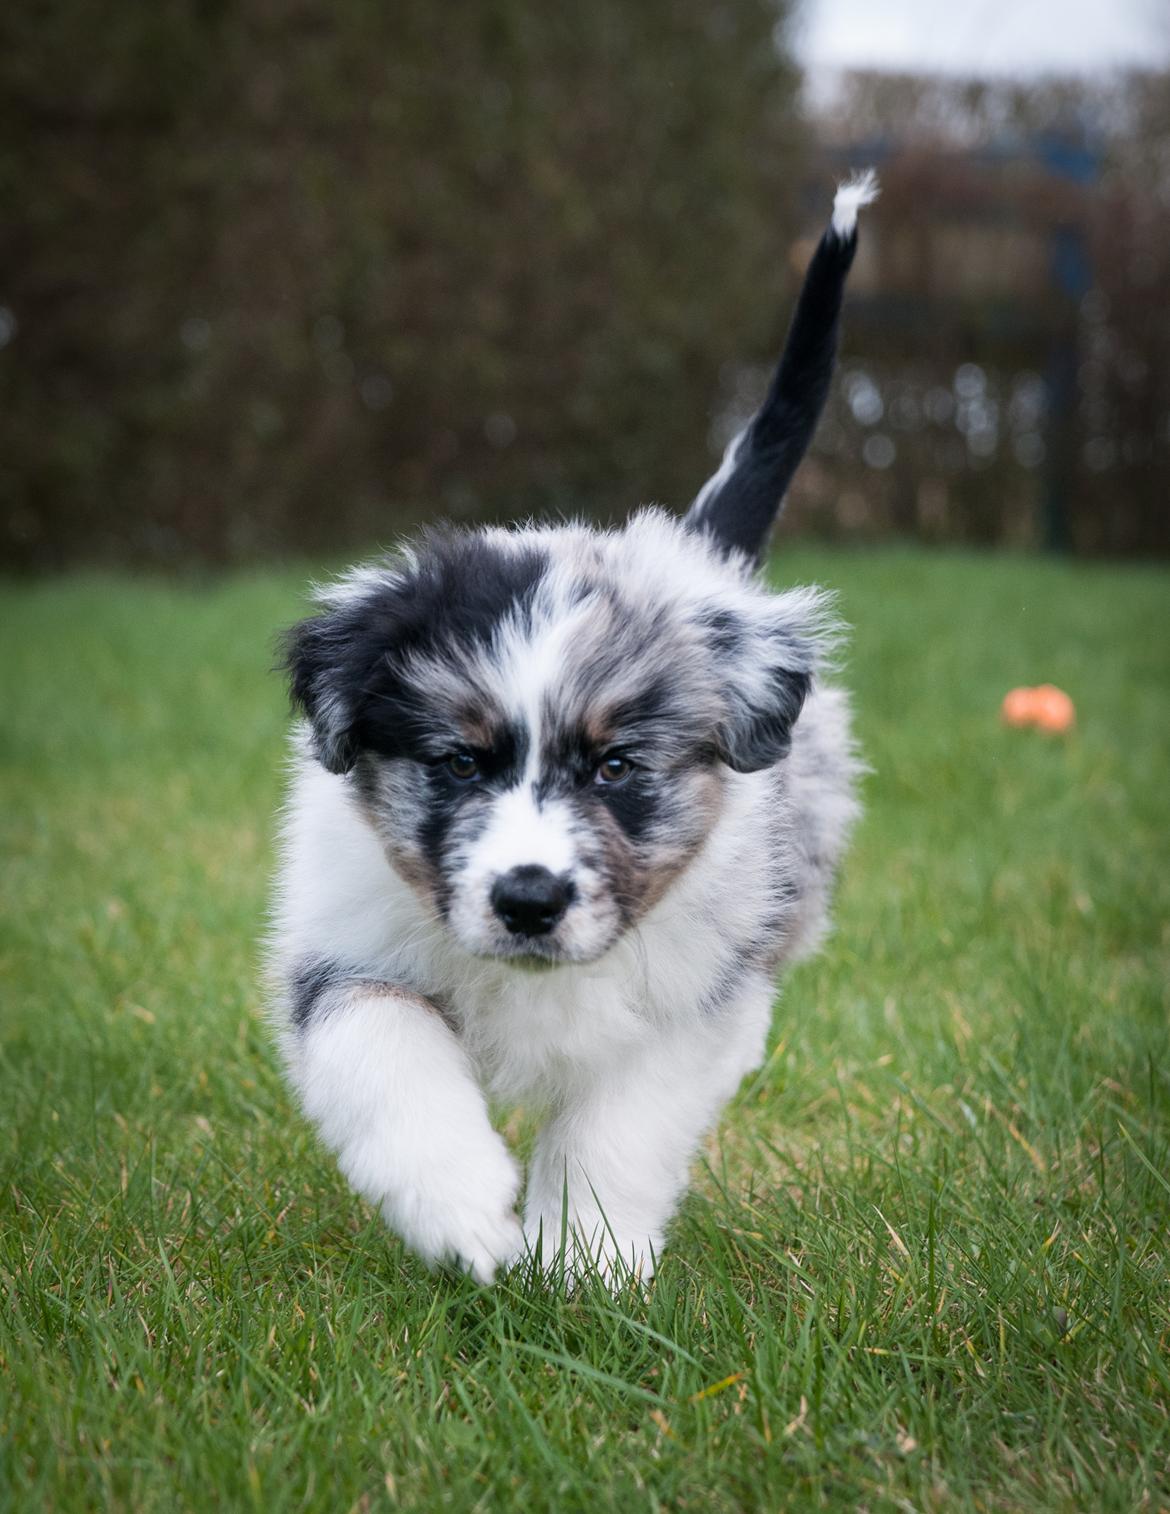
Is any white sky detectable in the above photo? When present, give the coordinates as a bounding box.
[796,0,1170,77]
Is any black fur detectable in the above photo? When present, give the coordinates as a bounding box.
[697,946,755,1017]
[703,604,818,772]
[283,533,549,773]
[588,771,663,844]
[686,218,862,564]
[697,607,745,660]
[715,665,812,771]
[417,770,495,915]
[290,955,347,1030]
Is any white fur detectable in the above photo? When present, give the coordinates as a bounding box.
[295,987,523,1282]
[446,785,598,958]
[523,972,774,1280]
[269,510,860,1286]
[691,425,747,515]
[831,169,880,240]
[272,756,789,1282]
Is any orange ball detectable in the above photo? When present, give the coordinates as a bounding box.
[1000,684,1075,732]
[1031,684,1075,732]
[1001,687,1037,726]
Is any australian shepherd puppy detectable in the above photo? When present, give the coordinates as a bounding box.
[269,175,877,1285]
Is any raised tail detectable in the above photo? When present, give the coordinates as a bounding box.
[685,170,878,564]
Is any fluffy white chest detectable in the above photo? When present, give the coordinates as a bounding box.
[448,959,652,1102]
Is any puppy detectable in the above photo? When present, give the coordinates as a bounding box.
[269,174,876,1284]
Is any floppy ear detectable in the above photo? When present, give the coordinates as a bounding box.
[281,579,413,774]
[281,531,552,773]
[703,589,828,773]
[282,610,363,773]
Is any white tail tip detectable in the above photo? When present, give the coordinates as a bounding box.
[831,169,880,240]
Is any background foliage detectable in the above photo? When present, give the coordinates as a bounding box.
[2,8,1167,568]
[0,0,801,568]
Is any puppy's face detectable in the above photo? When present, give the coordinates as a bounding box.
[284,514,824,965]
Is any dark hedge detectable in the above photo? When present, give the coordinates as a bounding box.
[0,1,804,568]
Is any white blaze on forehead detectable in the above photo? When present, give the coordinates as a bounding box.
[494,582,596,778]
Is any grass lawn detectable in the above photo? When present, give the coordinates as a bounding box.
[1,546,1168,1512]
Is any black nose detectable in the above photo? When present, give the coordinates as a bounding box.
[490,865,573,937]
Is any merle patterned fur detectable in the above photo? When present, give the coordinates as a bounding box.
[266,174,876,1286]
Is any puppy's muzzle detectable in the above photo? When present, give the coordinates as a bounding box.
[490,865,574,937]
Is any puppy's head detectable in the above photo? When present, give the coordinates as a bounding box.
[283,512,829,965]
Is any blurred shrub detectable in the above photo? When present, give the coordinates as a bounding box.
[0,0,803,568]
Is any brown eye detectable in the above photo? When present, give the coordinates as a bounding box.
[595,755,632,785]
[446,752,479,781]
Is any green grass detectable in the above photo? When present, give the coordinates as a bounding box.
[2,547,1168,1512]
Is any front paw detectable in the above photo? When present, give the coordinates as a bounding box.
[432,1203,525,1286]
[383,1141,524,1285]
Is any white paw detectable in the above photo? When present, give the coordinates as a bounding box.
[381,1139,524,1285]
[445,1207,526,1286]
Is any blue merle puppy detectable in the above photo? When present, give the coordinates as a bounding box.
[270,174,877,1285]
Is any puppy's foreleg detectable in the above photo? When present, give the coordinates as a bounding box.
[524,976,774,1284]
[286,979,522,1283]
